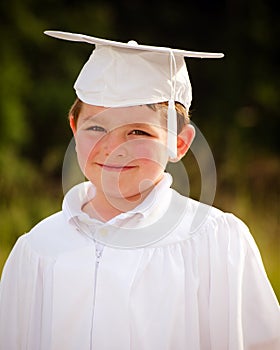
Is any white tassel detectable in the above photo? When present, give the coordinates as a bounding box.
[167,100,177,158]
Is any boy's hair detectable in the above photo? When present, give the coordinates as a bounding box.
[69,98,190,134]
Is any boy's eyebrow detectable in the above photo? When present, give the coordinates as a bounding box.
[78,114,105,124]
[128,122,161,129]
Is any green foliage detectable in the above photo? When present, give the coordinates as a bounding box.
[0,146,62,247]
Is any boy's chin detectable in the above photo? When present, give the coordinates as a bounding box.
[102,183,155,204]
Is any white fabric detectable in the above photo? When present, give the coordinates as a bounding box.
[44,30,224,109]
[74,45,192,109]
[44,31,224,58]
[0,175,280,349]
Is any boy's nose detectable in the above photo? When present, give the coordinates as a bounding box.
[102,132,128,157]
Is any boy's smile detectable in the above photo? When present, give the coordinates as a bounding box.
[95,162,137,172]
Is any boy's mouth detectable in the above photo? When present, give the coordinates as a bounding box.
[96,163,136,172]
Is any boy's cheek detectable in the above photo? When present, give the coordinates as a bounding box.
[75,142,98,170]
[131,140,168,165]
[75,137,168,168]
[75,135,100,156]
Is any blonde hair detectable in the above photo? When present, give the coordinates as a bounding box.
[68,98,190,134]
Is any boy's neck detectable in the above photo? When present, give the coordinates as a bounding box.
[82,187,154,222]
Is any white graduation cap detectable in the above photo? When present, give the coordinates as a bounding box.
[44,30,224,157]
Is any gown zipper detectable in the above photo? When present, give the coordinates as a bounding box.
[90,241,104,350]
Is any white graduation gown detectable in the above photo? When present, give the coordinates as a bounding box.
[0,174,279,349]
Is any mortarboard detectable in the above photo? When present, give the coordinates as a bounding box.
[44,30,224,157]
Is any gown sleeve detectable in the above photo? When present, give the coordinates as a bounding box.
[222,213,280,350]
[0,234,54,350]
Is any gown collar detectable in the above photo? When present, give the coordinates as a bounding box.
[62,172,173,229]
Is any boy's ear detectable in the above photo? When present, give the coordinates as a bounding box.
[169,124,196,163]
[69,116,77,135]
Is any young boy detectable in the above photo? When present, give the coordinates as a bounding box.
[0,31,279,350]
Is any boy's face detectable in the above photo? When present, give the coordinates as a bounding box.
[71,102,189,203]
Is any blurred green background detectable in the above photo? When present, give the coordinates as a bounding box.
[0,0,279,300]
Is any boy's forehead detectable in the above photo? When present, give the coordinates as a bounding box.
[78,104,166,128]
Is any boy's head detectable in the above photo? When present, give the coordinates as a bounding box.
[68,101,195,204]
[45,31,223,157]
[45,31,222,203]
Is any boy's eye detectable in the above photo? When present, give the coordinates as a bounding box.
[129,129,151,136]
[86,125,106,132]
